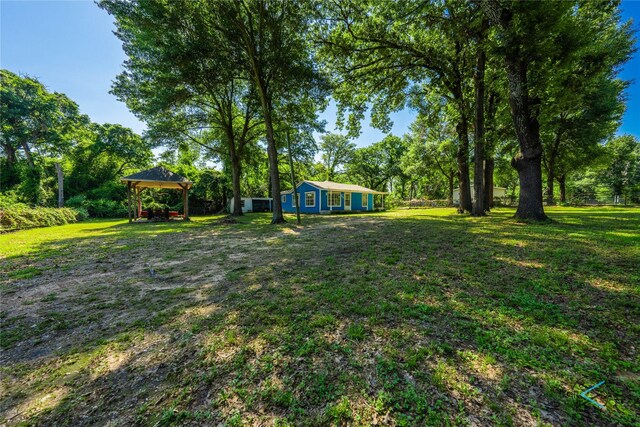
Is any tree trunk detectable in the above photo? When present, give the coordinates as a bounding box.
[21,141,35,169]
[472,25,487,216]
[230,153,243,216]
[483,157,494,210]
[448,174,454,206]
[55,162,64,208]
[505,59,547,220]
[557,174,567,203]
[286,132,301,225]
[255,83,285,224]
[2,143,17,164]
[546,158,555,206]
[482,1,547,221]
[456,120,473,213]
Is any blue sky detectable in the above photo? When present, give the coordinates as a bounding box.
[1,0,638,148]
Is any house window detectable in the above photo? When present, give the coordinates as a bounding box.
[328,192,341,207]
[281,195,286,203]
[305,192,316,207]
[241,199,246,208]
[362,194,368,208]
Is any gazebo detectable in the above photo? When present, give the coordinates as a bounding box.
[121,166,192,223]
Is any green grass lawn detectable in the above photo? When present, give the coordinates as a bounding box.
[1,207,638,426]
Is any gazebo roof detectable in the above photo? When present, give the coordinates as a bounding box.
[121,166,192,189]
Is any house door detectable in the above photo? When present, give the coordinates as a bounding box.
[344,193,351,210]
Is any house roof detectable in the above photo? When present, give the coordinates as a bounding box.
[121,166,192,189]
[281,180,387,195]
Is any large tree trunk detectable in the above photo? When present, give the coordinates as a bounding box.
[482,1,547,221]
[483,157,494,210]
[55,162,64,208]
[472,25,487,216]
[504,57,547,220]
[495,51,545,217]
[256,87,285,224]
[230,153,243,216]
[450,67,472,214]
[456,120,473,213]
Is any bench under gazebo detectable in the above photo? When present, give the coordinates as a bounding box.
[121,166,192,223]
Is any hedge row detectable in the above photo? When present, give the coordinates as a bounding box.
[66,196,128,218]
[0,204,81,232]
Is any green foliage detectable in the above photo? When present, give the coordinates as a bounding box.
[66,197,127,218]
[347,135,407,193]
[601,135,640,201]
[0,205,79,231]
[1,69,151,212]
[319,133,355,181]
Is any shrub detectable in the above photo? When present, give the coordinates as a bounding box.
[83,199,128,218]
[0,205,79,232]
[66,195,87,208]
[66,196,127,218]
[0,192,24,209]
[72,207,90,221]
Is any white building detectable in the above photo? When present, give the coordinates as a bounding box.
[452,187,507,204]
[228,197,273,213]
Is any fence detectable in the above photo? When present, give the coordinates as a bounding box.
[393,193,639,209]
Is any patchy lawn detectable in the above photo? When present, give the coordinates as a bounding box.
[0,207,638,426]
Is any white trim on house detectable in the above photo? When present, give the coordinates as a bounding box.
[305,191,316,207]
[344,192,351,210]
[328,191,341,207]
[281,195,286,203]
[362,193,368,208]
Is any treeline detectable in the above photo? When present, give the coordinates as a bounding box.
[2,1,639,224]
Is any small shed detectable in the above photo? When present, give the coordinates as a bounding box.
[121,167,192,223]
[228,197,273,213]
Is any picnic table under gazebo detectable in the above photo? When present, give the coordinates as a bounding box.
[121,166,192,223]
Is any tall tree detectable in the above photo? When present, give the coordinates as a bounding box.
[102,0,326,223]
[480,0,632,220]
[215,0,328,223]
[472,18,489,216]
[538,2,632,205]
[101,0,265,216]
[318,0,477,213]
[0,69,81,204]
[404,113,458,204]
[319,133,355,181]
[601,135,640,203]
[347,135,406,192]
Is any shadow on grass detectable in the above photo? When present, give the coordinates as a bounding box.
[1,208,638,426]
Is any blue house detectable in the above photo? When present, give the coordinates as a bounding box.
[281,180,387,214]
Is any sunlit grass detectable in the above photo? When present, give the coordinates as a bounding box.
[0,206,638,426]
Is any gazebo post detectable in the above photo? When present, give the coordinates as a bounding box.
[127,182,132,223]
[182,186,190,220]
[137,187,142,219]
